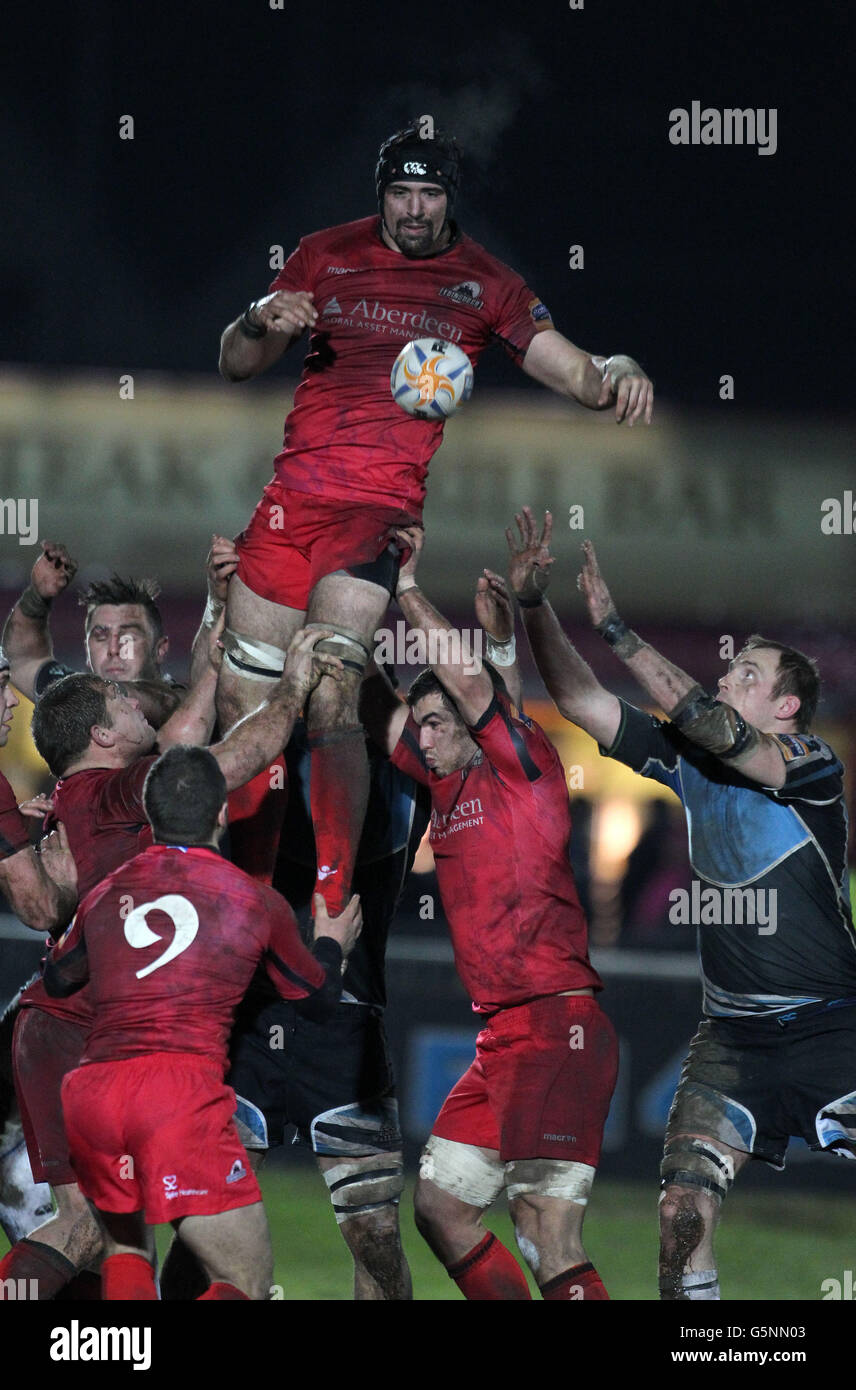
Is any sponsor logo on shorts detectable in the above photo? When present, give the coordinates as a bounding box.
[543,1133,577,1142]
[162,1173,209,1200]
[317,864,338,881]
[438,280,484,309]
[225,1158,248,1185]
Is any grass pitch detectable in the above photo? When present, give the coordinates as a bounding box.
[4,1169,850,1300]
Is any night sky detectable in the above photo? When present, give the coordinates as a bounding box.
[3,0,851,411]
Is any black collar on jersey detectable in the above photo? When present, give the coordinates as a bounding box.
[375,216,461,258]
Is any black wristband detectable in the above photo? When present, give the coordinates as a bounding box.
[518,593,544,609]
[238,303,267,339]
[18,586,51,620]
[597,612,627,647]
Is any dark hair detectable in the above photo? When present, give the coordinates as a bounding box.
[406,662,508,716]
[742,634,820,732]
[32,674,111,775]
[79,575,164,644]
[143,745,227,844]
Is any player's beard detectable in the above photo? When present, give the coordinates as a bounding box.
[390,218,447,258]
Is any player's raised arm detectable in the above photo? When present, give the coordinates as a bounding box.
[394,528,494,726]
[522,329,653,426]
[577,539,788,788]
[506,508,621,746]
[2,541,78,701]
[188,533,238,690]
[475,569,523,710]
[219,291,317,382]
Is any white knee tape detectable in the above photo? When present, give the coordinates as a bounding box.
[505,1158,596,1206]
[323,1156,404,1225]
[222,629,287,682]
[418,1136,505,1209]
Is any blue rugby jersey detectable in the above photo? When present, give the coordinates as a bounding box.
[602,701,854,1017]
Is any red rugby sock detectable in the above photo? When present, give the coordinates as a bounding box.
[101,1252,158,1301]
[308,727,368,916]
[0,1238,76,1299]
[447,1233,532,1301]
[539,1262,609,1300]
[227,757,287,885]
[197,1282,249,1300]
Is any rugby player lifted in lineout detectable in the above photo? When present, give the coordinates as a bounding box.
[217,121,654,919]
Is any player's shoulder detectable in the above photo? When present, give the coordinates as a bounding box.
[769,730,843,781]
[299,216,379,257]
[452,230,524,282]
[771,730,837,761]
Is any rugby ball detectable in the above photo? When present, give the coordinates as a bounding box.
[390,338,474,419]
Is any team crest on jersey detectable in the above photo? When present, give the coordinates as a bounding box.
[439,280,484,309]
[225,1158,247,1184]
[774,733,814,761]
[528,298,552,324]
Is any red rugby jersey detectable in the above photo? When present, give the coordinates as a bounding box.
[268,217,553,512]
[18,757,156,1026]
[391,692,601,1013]
[45,844,331,1069]
[0,768,30,858]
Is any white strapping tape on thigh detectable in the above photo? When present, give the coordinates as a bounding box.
[222,628,287,681]
[505,1158,596,1206]
[418,1135,505,1209]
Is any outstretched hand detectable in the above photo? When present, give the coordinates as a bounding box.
[475,570,514,642]
[577,540,616,627]
[505,507,555,602]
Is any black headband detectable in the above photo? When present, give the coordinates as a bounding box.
[375,141,460,214]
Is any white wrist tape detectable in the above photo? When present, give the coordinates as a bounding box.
[396,576,419,597]
[485,633,516,667]
[202,594,224,629]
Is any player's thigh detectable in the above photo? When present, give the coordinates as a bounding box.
[307,572,391,649]
[316,1149,404,1246]
[224,573,305,650]
[660,1128,752,1230]
[415,1136,505,1226]
[176,1201,273,1299]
